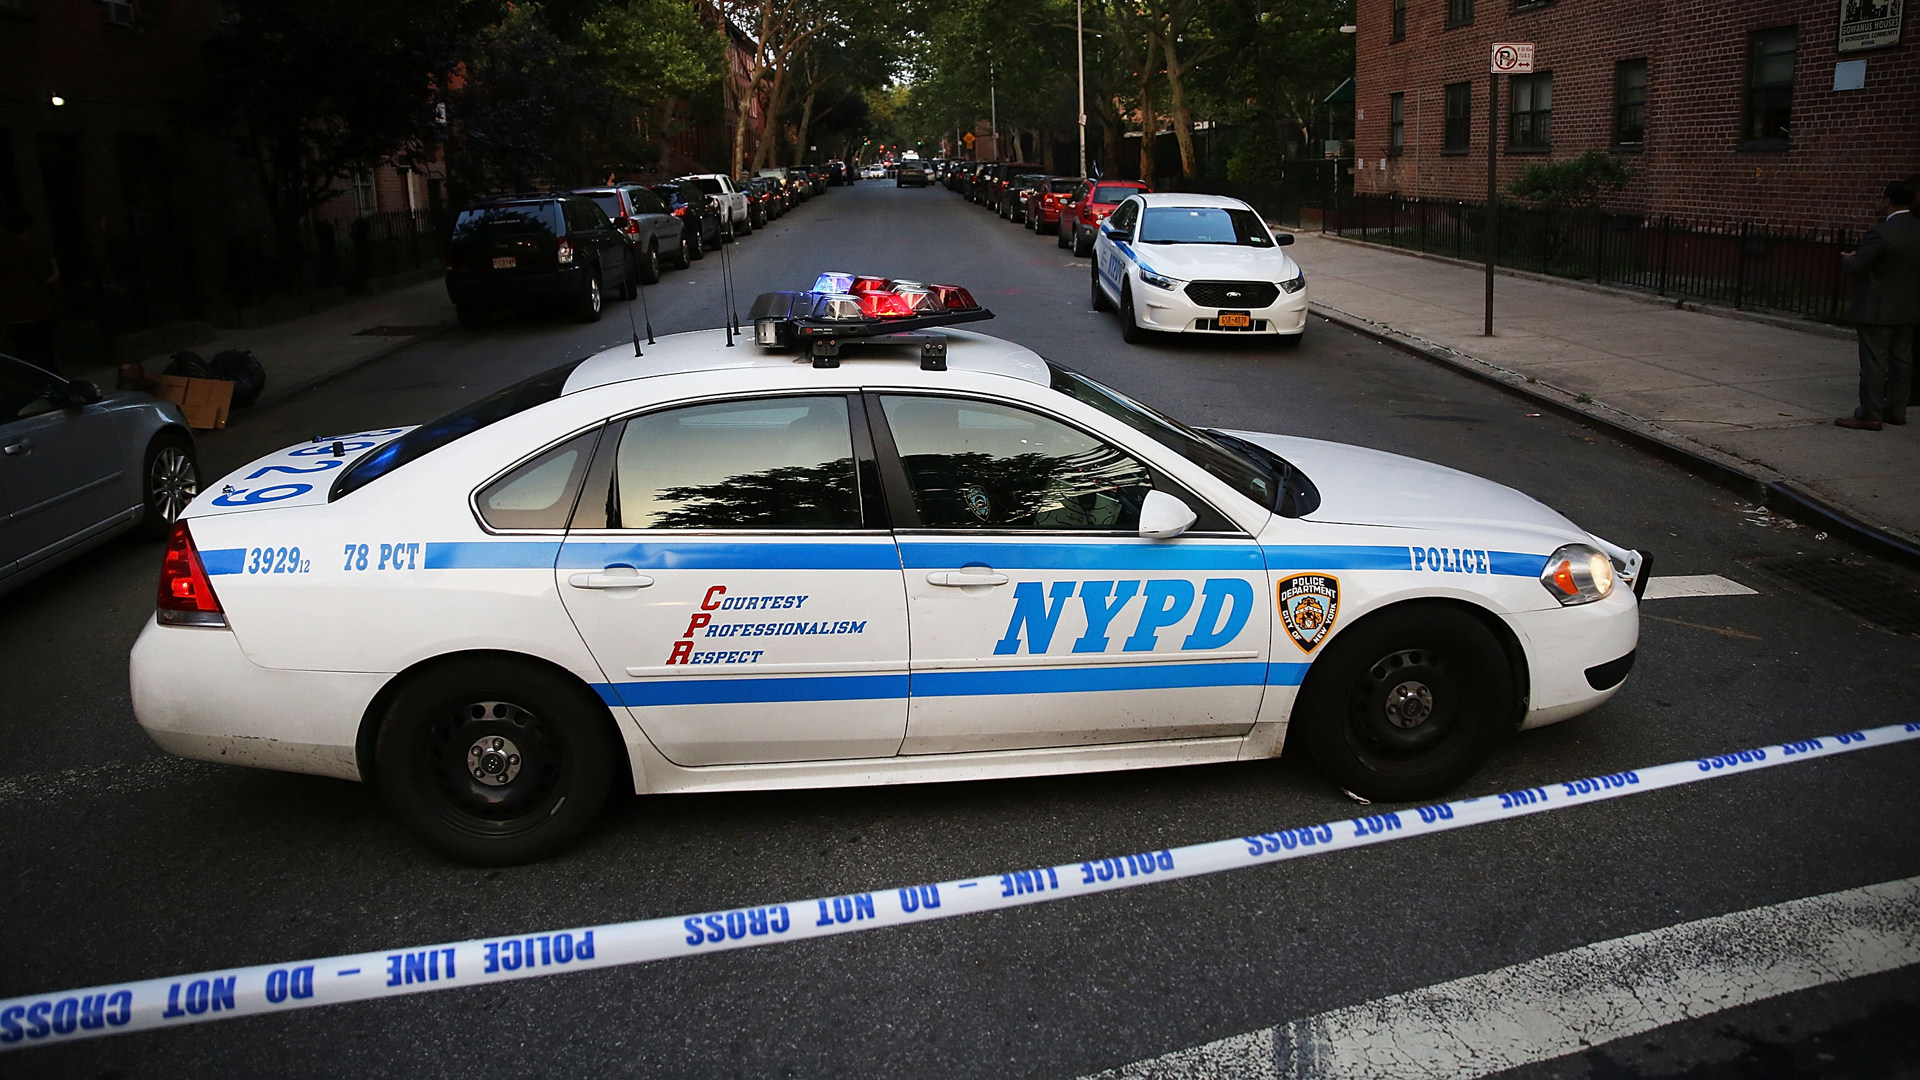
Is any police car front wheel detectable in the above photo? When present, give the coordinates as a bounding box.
[1295,605,1515,802]
[376,659,616,865]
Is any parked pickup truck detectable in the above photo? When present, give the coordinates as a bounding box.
[674,174,751,241]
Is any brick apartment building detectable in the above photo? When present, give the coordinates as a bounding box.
[1353,0,1918,230]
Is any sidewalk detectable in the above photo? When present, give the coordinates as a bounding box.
[1290,232,1919,550]
[80,277,456,412]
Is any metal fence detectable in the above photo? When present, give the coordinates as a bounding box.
[1326,194,1858,324]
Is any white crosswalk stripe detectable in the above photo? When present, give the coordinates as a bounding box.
[1080,875,1920,1080]
[1641,574,1758,600]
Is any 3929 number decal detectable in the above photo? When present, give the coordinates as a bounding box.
[246,547,310,574]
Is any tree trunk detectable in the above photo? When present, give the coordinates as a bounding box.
[1160,30,1199,179]
[794,89,817,166]
[1137,35,1159,185]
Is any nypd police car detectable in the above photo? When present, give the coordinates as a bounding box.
[1092,193,1309,345]
[131,276,1641,864]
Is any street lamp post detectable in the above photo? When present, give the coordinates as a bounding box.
[1077,0,1087,177]
[989,59,998,161]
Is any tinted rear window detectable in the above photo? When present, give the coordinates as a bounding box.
[1091,186,1140,204]
[330,360,587,501]
[691,178,723,194]
[581,193,624,218]
[649,185,684,204]
[452,204,557,239]
[1048,179,1080,193]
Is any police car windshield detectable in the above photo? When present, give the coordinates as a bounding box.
[330,360,586,501]
[1047,363,1278,511]
[1138,207,1272,246]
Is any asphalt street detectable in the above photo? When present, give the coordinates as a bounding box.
[3,180,1918,1078]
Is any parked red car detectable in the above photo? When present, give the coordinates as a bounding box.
[1023,177,1086,235]
[1060,179,1152,257]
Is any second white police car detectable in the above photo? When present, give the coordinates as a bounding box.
[1092,193,1309,345]
[132,276,1642,864]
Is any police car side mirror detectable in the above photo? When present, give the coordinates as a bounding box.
[1139,490,1197,539]
[64,380,103,407]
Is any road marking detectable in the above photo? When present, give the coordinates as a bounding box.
[1080,874,1920,1080]
[1641,614,1764,641]
[1642,574,1758,600]
[2,723,1914,1050]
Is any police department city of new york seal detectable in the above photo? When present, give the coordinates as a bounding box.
[1277,573,1339,653]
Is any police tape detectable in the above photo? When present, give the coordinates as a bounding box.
[4,721,1916,1050]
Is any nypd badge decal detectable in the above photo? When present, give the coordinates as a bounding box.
[1277,574,1339,653]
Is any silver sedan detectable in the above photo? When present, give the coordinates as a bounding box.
[0,354,199,593]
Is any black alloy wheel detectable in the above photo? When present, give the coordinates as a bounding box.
[376,659,616,865]
[1073,225,1094,258]
[575,271,603,323]
[1295,605,1515,801]
[140,433,198,538]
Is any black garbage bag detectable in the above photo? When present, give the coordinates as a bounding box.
[162,350,217,379]
[211,349,267,407]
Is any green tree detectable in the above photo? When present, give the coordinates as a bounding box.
[1508,150,1633,210]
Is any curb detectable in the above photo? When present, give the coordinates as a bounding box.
[1307,302,1920,568]
[1305,231,1854,341]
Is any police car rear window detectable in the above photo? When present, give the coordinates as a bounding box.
[1048,364,1278,512]
[329,359,587,501]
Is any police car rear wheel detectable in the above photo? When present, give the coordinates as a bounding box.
[1297,606,1513,801]
[377,660,614,865]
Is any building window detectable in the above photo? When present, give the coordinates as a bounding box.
[102,0,135,26]
[1443,82,1472,153]
[351,171,377,217]
[1390,0,1406,41]
[1388,93,1405,155]
[1613,59,1647,148]
[1743,26,1795,148]
[1448,0,1474,26]
[1508,72,1552,150]
[1514,0,1554,9]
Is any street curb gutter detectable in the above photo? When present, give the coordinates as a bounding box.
[1308,302,1920,569]
[251,322,458,412]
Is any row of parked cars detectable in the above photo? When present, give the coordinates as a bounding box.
[443,167,836,330]
[941,161,1312,346]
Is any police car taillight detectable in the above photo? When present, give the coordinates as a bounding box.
[156,521,228,629]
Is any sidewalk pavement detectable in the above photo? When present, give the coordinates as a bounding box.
[1289,232,1919,550]
[80,277,456,412]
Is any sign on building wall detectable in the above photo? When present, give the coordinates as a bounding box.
[1839,0,1904,52]
[1490,43,1535,74]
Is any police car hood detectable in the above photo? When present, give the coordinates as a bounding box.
[1129,242,1299,283]
[1222,431,1587,540]
[184,428,417,518]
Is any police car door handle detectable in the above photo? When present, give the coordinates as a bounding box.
[927,569,1009,587]
[568,571,656,590]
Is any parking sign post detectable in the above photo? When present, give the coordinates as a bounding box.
[1487,43,1533,337]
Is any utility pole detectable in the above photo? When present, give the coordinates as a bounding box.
[1077,0,1088,177]
[990,58,999,161]
[1484,70,1497,337]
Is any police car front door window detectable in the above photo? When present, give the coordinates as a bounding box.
[609,396,860,530]
[878,395,1152,531]
[1108,200,1139,234]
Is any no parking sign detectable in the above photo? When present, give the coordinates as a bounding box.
[1491,42,1535,73]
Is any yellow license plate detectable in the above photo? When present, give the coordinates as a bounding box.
[492,257,517,269]
[1218,312,1252,329]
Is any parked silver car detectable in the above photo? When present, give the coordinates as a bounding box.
[0,354,199,594]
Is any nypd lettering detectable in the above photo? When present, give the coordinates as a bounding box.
[1277,574,1339,653]
[993,578,1255,655]
[1412,546,1490,574]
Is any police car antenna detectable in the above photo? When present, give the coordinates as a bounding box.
[718,224,739,347]
[623,260,644,356]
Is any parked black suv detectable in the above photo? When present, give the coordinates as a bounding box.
[444,194,628,329]
[649,181,722,256]
[895,160,929,187]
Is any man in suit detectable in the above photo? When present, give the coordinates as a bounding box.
[1838,180,1920,430]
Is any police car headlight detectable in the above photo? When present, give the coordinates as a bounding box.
[1278,271,1306,294]
[1540,544,1615,606]
[1139,268,1183,291]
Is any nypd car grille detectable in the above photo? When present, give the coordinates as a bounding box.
[1185,281,1280,308]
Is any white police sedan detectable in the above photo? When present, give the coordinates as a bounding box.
[1092,193,1309,345]
[131,280,1641,864]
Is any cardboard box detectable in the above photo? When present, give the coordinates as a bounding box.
[153,375,234,431]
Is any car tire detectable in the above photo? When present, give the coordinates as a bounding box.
[1275,329,1304,349]
[575,271,603,323]
[1294,604,1516,802]
[722,219,736,244]
[690,231,707,259]
[640,241,662,285]
[1120,284,1149,343]
[1073,226,1094,258]
[139,431,198,538]
[1057,224,1070,249]
[739,213,753,236]
[375,658,616,866]
[1091,264,1113,312]
[456,303,487,329]
[704,225,721,252]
